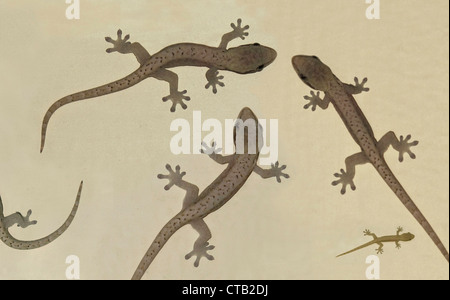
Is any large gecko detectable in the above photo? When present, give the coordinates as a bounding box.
[0,181,82,249]
[40,19,277,152]
[337,227,415,257]
[131,107,289,280]
[291,55,449,262]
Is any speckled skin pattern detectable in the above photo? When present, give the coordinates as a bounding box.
[40,19,277,152]
[292,55,448,262]
[0,181,82,249]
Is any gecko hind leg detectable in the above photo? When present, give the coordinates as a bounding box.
[157,164,199,209]
[375,243,384,254]
[377,132,418,162]
[1,209,37,229]
[158,164,214,267]
[152,69,190,112]
[185,219,215,267]
[332,132,418,194]
[105,29,151,65]
[332,152,369,194]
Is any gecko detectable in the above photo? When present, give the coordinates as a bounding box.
[40,19,277,153]
[291,55,449,262]
[337,227,415,257]
[131,107,289,280]
[0,181,82,249]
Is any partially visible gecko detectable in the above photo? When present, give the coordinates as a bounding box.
[131,107,289,280]
[291,55,449,262]
[40,19,277,152]
[0,181,82,249]
[337,227,415,257]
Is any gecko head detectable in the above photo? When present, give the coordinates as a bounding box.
[226,44,277,74]
[401,232,415,241]
[233,107,264,154]
[292,55,334,92]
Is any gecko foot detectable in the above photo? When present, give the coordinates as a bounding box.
[397,226,403,233]
[185,242,215,267]
[396,135,418,162]
[331,169,356,194]
[105,29,131,54]
[201,141,222,155]
[205,69,225,94]
[270,162,290,183]
[18,210,38,228]
[157,164,186,190]
[230,18,250,40]
[303,91,323,111]
[376,247,384,255]
[396,242,402,249]
[352,77,370,94]
[162,90,191,112]
[363,229,372,236]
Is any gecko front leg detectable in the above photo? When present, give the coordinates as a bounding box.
[202,142,290,182]
[201,141,234,164]
[343,77,370,95]
[303,91,331,111]
[157,164,215,267]
[205,19,249,94]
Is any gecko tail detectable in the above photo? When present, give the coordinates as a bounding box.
[336,241,374,258]
[0,181,83,249]
[39,68,146,153]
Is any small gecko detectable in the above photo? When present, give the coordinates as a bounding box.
[291,55,449,262]
[131,107,289,280]
[0,181,82,249]
[337,227,415,257]
[40,19,277,152]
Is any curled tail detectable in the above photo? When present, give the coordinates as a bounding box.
[376,162,449,262]
[132,211,190,280]
[0,181,83,249]
[40,69,146,152]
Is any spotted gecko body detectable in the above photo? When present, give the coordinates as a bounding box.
[40,19,277,152]
[292,55,449,262]
[131,108,289,280]
[0,181,82,249]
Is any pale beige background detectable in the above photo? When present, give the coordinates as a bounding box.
[0,0,448,280]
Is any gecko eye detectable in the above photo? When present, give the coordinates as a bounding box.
[312,56,319,59]
[299,74,308,81]
[257,64,265,71]
[253,43,260,46]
